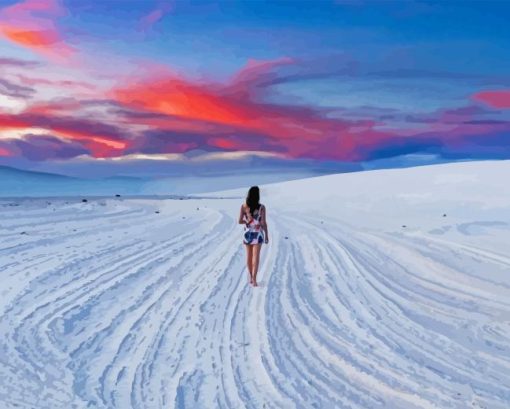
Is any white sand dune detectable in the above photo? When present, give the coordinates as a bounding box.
[1,160,509,408]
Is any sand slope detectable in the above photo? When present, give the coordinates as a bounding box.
[1,160,509,408]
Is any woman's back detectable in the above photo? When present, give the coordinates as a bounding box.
[244,204,263,229]
[243,203,264,244]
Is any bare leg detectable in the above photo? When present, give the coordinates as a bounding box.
[251,244,262,286]
[245,244,254,284]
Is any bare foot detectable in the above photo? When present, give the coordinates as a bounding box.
[252,279,258,287]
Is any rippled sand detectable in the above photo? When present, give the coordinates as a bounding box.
[1,161,509,408]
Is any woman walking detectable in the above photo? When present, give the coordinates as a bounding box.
[238,186,269,287]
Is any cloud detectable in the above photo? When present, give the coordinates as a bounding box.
[111,61,390,160]
[16,74,96,91]
[0,0,75,59]
[472,90,510,109]
[0,56,41,67]
[0,145,12,156]
[0,133,89,160]
[225,54,359,96]
[138,1,173,31]
[362,108,510,161]
[227,57,295,98]
[0,78,35,99]
[0,110,129,158]
[2,50,509,165]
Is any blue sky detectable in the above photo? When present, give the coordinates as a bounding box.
[0,0,509,176]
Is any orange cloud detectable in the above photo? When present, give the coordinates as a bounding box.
[114,77,249,127]
[111,68,348,148]
[0,0,74,59]
[109,61,403,160]
[2,27,58,46]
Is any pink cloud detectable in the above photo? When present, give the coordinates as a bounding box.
[138,2,173,31]
[0,133,89,160]
[0,110,129,158]
[472,90,510,109]
[0,0,75,59]
[0,146,12,156]
[227,57,295,98]
[1,48,508,163]
[111,61,385,160]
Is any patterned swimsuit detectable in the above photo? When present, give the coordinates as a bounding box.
[243,205,265,245]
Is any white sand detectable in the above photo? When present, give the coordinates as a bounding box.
[1,160,509,408]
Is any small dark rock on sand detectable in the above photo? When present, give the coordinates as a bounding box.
[402,225,407,228]
[82,199,88,203]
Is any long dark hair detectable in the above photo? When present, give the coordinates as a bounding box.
[246,186,260,214]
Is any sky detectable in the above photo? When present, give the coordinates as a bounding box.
[0,0,509,177]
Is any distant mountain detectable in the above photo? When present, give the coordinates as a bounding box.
[0,163,333,198]
[0,162,363,197]
[0,165,146,197]
[0,165,77,180]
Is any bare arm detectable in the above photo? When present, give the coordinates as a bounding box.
[238,204,252,225]
[261,205,269,243]
[238,204,246,224]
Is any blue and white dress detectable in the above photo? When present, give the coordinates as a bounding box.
[243,205,265,245]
